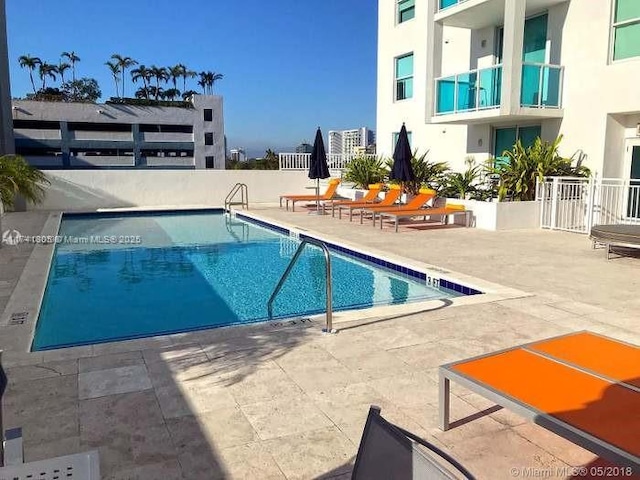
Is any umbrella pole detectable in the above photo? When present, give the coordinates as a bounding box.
[316,178,320,213]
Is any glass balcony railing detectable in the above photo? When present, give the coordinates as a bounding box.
[435,65,502,115]
[520,63,563,108]
[438,0,470,11]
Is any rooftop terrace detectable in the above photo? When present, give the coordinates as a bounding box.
[0,206,638,479]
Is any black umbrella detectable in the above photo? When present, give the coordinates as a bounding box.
[390,124,415,192]
[308,127,330,213]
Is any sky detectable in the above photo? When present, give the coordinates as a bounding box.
[6,0,378,158]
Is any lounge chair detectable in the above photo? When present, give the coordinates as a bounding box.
[279,178,341,211]
[439,331,640,471]
[589,224,640,259]
[358,188,437,225]
[321,183,383,216]
[337,185,403,221]
[0,351,100,477]
[377,203,469,231]
[352,405,475,479]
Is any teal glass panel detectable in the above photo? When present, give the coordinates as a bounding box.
[627,146,640,217]
[396,78,413,100]
[494,127,517,164]
[518,126,541,148]
[542,66,561,106]
[478,66,502,108]
[614,22,640,60]
[523,14,548,63]
[521,64,541,106]
[496,27,504,63]
[439,0,458,9]
[456,72,477,111]
[392,132,412,148]
[436,77,456,114]
[396,54,413,78]
[398,0,415,22]
[615,0,640,22]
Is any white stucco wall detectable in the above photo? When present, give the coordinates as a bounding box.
[32,170,313,211]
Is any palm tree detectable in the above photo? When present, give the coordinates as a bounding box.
[199,71,223,94]
[181,89,198,101]
[18,55,42,94]
[197,77,206,94]
[149,65,168,100]
[131,64,152,98]
[177,64,196,92]
[105,61,121,98]
[168,65,183,91]
[164,88,180,101]
[134,87,148,99]
[57,62,70,84]
[61,51,80,82]
[0,155,49,210]
[38,62,58,90]
[111,54,137,98]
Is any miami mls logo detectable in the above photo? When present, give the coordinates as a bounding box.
[1,229,22,246]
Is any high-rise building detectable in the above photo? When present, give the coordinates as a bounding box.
[230,148,247,162]
[295,142,313,153]
[377,0,640,178]
[327,128,375,155]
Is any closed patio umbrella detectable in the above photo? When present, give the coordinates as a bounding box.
[309,127,330,214]
[390,124,415,192]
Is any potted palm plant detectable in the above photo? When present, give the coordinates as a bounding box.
[0,155,49,246]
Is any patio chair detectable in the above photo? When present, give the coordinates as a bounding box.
[321,183,383,216]
[279,178,341,212]
[439,331,640,472]
[377,203,469,231]
[337,185,403,221]
[359,188,437,225]
[352,405,475,479]
[0,351,100,477]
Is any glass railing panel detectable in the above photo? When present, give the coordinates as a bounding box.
[436,76,456,114]
[521,63,562,108]
[478,65,502,108]
[439,0,470,10]
[435,65,502,115]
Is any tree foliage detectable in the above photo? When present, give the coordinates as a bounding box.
[0,155,49,209]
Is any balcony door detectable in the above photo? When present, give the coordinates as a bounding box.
[493,125,541,165]
[495,14,548,63]
[625,140,640,218]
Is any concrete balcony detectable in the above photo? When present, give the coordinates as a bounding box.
[14,128,61,140]
[142,156,195,168]
[435,0,568,29]
[432,62,564,124]
[70,155,136,167]
[70,131,132,141]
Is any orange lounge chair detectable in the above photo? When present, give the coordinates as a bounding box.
[439,331,640,471]
[322,183,383,216]
[358,188,437,225]
[279,179,341,211]
[377,203,468,231]
[337,185,403,221]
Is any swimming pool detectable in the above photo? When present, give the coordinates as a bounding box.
[33,210,478,350]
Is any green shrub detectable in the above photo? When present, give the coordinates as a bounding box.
[343,155,387,189]
[384,150,449,195]
[0,155,49,209]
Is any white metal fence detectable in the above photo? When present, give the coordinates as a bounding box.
[278,153,376,171]
[537,177,640,233]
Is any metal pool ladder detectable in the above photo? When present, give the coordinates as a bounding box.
[267,238,336,333]
[225,183,248,211]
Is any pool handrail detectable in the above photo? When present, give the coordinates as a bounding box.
[267,238,335,333]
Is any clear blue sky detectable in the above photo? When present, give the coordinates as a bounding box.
[6,0,378,157]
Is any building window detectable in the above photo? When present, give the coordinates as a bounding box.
[493,125,541,164]
[205,156,214,168]
[204,109,213,121]
[397,0,415,23]
[612,0,640,60]
[395,54,413,100]
[204,132,214,145]
[392,131,412,148]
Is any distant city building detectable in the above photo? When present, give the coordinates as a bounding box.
[12,95,225,169]
[230,148,247,162]
[295,142,313,154]
[327,128,375,155]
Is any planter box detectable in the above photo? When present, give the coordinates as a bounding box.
[443,198,540,231]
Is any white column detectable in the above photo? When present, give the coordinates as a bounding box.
[500,0,525,115]
[425,0,443,121]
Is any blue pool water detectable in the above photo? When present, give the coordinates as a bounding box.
[33,211,462,350]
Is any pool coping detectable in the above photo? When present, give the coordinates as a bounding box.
[0,208,530,357]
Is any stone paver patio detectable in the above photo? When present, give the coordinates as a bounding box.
[0,207,638,479]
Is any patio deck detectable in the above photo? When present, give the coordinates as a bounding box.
[0,207,638,479]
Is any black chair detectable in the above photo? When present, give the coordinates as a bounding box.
[352,406,475,480]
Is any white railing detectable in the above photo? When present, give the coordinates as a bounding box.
[278,153,376,171]
[537,177,640,233]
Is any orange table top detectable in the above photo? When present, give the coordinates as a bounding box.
[452,345,640,457]
[528,332,640,389]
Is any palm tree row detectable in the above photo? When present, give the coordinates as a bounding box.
[18,51,80,93]
[19,52,223,102]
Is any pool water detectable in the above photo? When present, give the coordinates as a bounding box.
[33,212,460,350]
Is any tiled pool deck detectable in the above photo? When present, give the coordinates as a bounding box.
[0,207,638,479]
